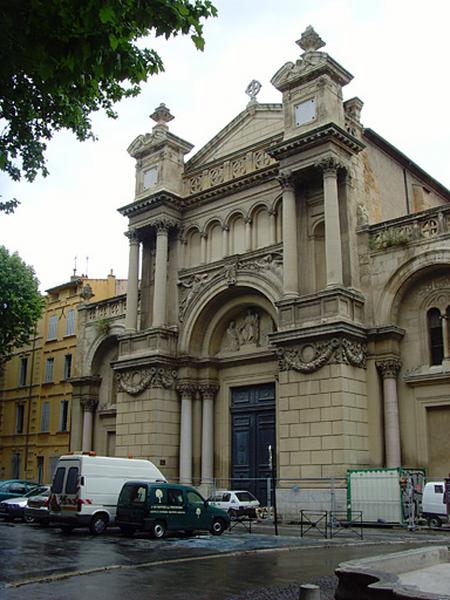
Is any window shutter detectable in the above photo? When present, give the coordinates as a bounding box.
[41,401,50,432]
[66,309,75,336]
[48,315,57,340]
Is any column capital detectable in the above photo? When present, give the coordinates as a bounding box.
[277,170,295,191]
[200,231,208,239]
[199,382,219,399]
[222,224,230,232]
[80,396,98,412]
[244,216,252,225]
[376,358,402,378]
[151,217,177,233]
[176,382,196,398]
[315,155,345,176]
[124,228,140,243]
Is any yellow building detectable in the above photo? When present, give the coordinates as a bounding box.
[0,271,126,483]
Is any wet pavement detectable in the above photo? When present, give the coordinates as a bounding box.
[1,520,449,599]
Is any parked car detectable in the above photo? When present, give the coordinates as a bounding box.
[0,485,50,522]
[24,486,52,524]
[207,490,260,519]
[116,481,230,538]
[0,480,39,502]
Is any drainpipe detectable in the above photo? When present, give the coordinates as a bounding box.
[403,168,410,215]
[24,329,37,478]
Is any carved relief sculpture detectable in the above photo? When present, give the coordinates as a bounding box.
[278,337,367,373]
[116,366,177,395]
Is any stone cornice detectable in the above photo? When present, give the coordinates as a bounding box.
[404,368,450,386]
[367,325,406,342]
[276,285,365,309]
[270,321,367,346]
[118,190,182,217]
[267,123,365,161]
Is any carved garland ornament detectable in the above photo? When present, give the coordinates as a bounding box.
[278,337,367,373]
[116,367,177,395]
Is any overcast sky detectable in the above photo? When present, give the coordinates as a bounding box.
[1,0,449,292]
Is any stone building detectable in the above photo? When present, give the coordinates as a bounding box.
[71,27,450,507]
[0,271,126,483]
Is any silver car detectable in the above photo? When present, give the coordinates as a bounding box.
[24,486,52,525]
[0,485,50,523]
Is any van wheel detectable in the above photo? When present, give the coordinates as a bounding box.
[89,514,108,535]
[119,525,135,537]
[210,518,226,536]
[150,520,166,539]
[428,516,442,528]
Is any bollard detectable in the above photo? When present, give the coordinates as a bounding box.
[299,583,320,599]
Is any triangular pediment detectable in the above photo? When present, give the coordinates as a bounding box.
[186,103,283,172]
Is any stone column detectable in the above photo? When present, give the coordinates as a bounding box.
[245,217,252,252]
[269,208,277,245]
[200,383,218,487]
[441,313,450,358]
[222,225,229,258]
[200,232,207,264]
[80,397,98,453]
[278,171,299,297]
[376,359,402,468]
[177,384,194,484]
[152,220,170,326]
[316,156,344,287]
[124,229,140,331]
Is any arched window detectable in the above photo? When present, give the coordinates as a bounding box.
[427,307,443,365]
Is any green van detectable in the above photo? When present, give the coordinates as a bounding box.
[116,481,230,538]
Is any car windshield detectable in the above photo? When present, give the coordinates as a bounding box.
[235,492,257,502]
[25,486,48,498]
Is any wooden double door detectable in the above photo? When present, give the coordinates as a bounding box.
[231,383,276,505]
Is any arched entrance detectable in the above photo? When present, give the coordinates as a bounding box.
[181,283,279,504]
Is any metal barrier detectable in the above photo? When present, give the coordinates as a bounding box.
[300,510,328,539]
[329,510,363,539]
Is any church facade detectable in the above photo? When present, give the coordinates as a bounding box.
[71,28,450,508]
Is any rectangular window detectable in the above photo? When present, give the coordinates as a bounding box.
[19,357,28,386]
[47,315,58,340]
[59,400,69,431]
[11,453,21,479]
[63,354,72,379]
[44,357,54,383]
[40,401,50,432]
[16,404,25,433]
[65,309,75,336]
[37,456,44,484]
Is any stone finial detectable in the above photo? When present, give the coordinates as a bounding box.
[296,26,325,53]
[150,103,174,126]
[245,79,262,105]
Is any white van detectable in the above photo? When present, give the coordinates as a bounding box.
[421,481,448,527]
[49,454,166,534]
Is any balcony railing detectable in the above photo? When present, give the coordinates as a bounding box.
[368,205,450,251]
